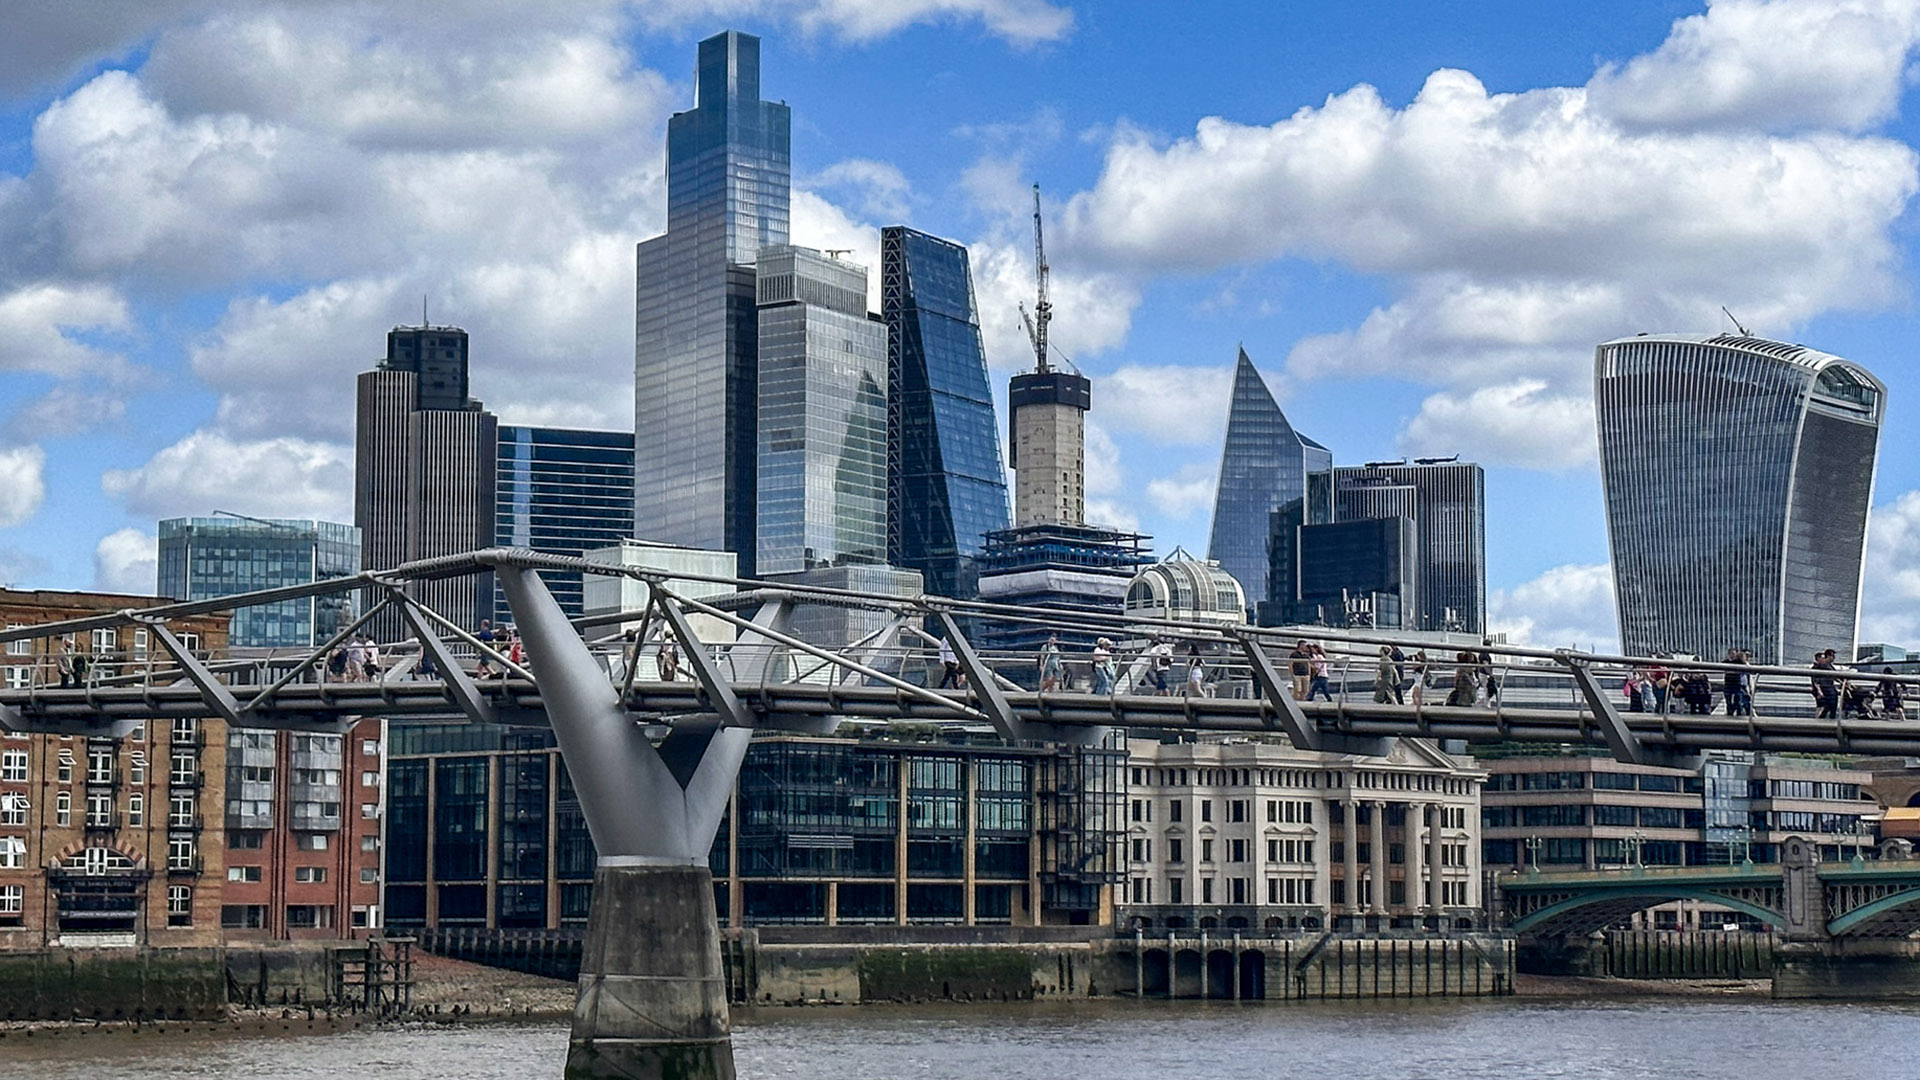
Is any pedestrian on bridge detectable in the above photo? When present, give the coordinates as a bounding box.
[1881,669,1908,720]
[1623,667,1646,712]
[1372,646,1401,704]
[1812,649,1840,719]
[658,634,681,682]
[1723,650,1754,716]
[1185,644,1209,698]
[1288,640,1312,700]
[1446,651,1476,707]
[936,634,960,689]
[1039,634,1063,692]
[1090,638,1115,695]
[1409,650,1430,706]
[1306,644,1332,702]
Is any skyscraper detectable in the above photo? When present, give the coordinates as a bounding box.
[1595,333,1885,664]
[355,323,497,636]
[881,226,1010,599]
[634,31,792,576]
[754,246,888,575]
[1332,460,1486,633]
[1206,348,1331,614]
[156,516,361,648]
[494,425,636,622]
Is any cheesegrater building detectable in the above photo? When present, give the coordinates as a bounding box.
[1595,333,1885,665]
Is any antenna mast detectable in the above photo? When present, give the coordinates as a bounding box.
[1023,184,1051,373]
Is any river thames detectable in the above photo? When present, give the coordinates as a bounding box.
[0,998,1914,1079]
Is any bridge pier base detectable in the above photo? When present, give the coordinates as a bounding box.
[1773,939,1920,1001]
[566,862,733,1080]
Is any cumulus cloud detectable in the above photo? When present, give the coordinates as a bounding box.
[969,237,1137,372]
[3,387,128,441]
[93,527,158,595]
[808,159,913,221]
[101,431,353,522]
[1145,463,1216,520]
[1048,4,1920,468]
[1589,0,1920,133]
[1861,490,1920,646]
[1094,363,1236,447]
[0,285,133,378]
[0,446,48,528]
[1398,380,1596,470]
[1490,563,1619,653]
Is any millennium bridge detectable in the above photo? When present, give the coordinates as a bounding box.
[3,549,1919,1077]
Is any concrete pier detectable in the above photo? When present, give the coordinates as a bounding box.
[566,864,734,1080]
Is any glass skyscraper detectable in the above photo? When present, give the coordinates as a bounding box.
[881,226,1010,599]
[1595,333,1885,664]
[1207,348,1331,614]
[634,31,791,576]
[494,425,636,622]
[1332,461,1486,633]
[755,247,888,575]
[156,517,361,648]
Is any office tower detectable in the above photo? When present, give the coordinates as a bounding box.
[754,246,888,575]
[634,31,792,576]
[1332,460,1486,633]
[493,426,636,623]
[1292,517,1419,629]
[881,226,1011,599]
[1207,348,1331,614]
[355,323,498,637]
[156,516,361,648]
[1595,333,1885,664]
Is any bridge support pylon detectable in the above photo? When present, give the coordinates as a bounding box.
[495,562,789,1080]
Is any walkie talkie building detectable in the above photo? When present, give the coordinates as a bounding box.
[1595,333,1885,665]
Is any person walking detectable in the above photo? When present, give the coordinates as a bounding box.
[1184,645,1209,698]
[1039,634,1063,693]
[1389,645,1409,704]
[345,635,368,683]
[1091,638,1115,696]
[362,637,382,682]
[1723,649,1754,717]
[1477,647,1500,706]
[937,634,960,689]
[1624,667,1646,712]
[1446,651,1477,707]
[1648,657,1671,712]
[1372,645,1400,705]
[1289,640,1312,700]
[1147,639,1174,696]
[1409,650,1430,707]
[1881,668,1908,720]
[1306,644,1333,702]
[1811,649,1839,719]
[658,633,681,683]
[56,639,75,689]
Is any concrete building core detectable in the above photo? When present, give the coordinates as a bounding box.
[1009,369,1090,528]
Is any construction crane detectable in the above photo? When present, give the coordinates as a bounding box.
[1017,184,1052,374]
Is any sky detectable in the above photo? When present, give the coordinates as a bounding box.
[0,0,1917,653]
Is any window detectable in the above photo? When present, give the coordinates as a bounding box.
[86,792,113,828]
[0,793,23,827]
[167,885,192,927]
[296,833,328,851]
[361,803,379,820]
[1169,878,1183,904]
[228,865,262,883]
[0,750,24,783]
[169,794,195,828]
[168,836,195,870]
[360,867,379,884]
[228,832,263,850]
[0,837,22,869]
[294,866,327,883]
[170,752,196,786]
[1201,877,1215,903]
[221,905,264,929]
[361,771,379,788]
[286,905,332,929]
[1228,800,1247,823]
[362,739,379,757]
[1200,800,1213,823]
[1201,839,1214,863]
[4,627,26,657]
[351,907,371,929]
[133,629,148,660]
[1228,839,1247,863]
[128,750,145,784]
[91,628,115,654]
[0,884,20,919]
[56,748,72,783]
[1167,837,1183,864]
[1168,801,1183,823]
[55,791,70,827]
[127,793,143,827]
[1230,877,1247,904]
[359,836,378,853]
[87,745,113,785]
[1267,839,1279,862]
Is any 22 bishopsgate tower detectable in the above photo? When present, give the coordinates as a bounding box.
[1595,333,1885,665]
[634,31,792,576]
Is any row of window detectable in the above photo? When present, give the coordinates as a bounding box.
[1130,797,1319,826]
[1129,766,1473,798]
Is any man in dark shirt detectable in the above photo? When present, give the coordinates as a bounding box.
[1811,649,1839,719]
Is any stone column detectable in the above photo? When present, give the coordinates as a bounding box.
[1368,800,1387,917]
[1407,802,1426,915]
[1429,802,1447,914]
[1342,798,1361,918]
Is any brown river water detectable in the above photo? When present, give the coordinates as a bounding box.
[0,997,1914,1079]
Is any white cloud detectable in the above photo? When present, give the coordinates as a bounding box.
[968,237,1137,372]
[1083,421,1123,497]
[1048,12,1920,468]
[1085,499,1139,533]
[808,159,912,221]
[790,190,884,312]
[0,446,47,528]
[1397,380,1596,470]
[0,284,132,377]
[1094,363,1236,447]
[1145,463,1216,520]
[3,387,128,441]
[1490,562,1619,653]
[93,527,158,595]
[101,431,352,523]
[638,0,1073,44]
[1589,0,1920,133]
[1861,490,1920,647]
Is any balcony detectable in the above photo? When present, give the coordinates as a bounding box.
[168,814,203,833]
[166,856,204,876]
[83,814,120,833]
[170,731,207,750]
[168,772,205,790]
[84,774,119,791]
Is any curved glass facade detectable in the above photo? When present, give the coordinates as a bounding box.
[1595,333,1884,664]
[1206,348,1330,613]
[881,227,1010,598]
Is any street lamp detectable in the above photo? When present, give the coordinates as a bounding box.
[1524,835,1542,874]
[1629,830,1646,871]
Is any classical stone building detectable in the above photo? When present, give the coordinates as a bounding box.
[1120,737,1484,932]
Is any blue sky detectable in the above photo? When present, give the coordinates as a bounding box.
[0,0,1917,651]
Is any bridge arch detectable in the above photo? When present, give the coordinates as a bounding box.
[1510,887,1788,936]
[1828,885,1920,937]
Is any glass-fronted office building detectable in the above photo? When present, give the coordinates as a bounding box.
[156,517,361,647]
[754,246,888,575]
[881,226,1011,599]
[1293,516,1419,629]
[634,31,791,576]
[1595,333,1885,664]
[493,425,636,622]
[1331,461,1486,633]
[1207,348,1331,617]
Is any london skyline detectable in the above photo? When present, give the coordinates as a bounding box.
[0,1,1917,654]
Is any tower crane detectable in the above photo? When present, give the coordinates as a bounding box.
[1017,184,1052,374]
